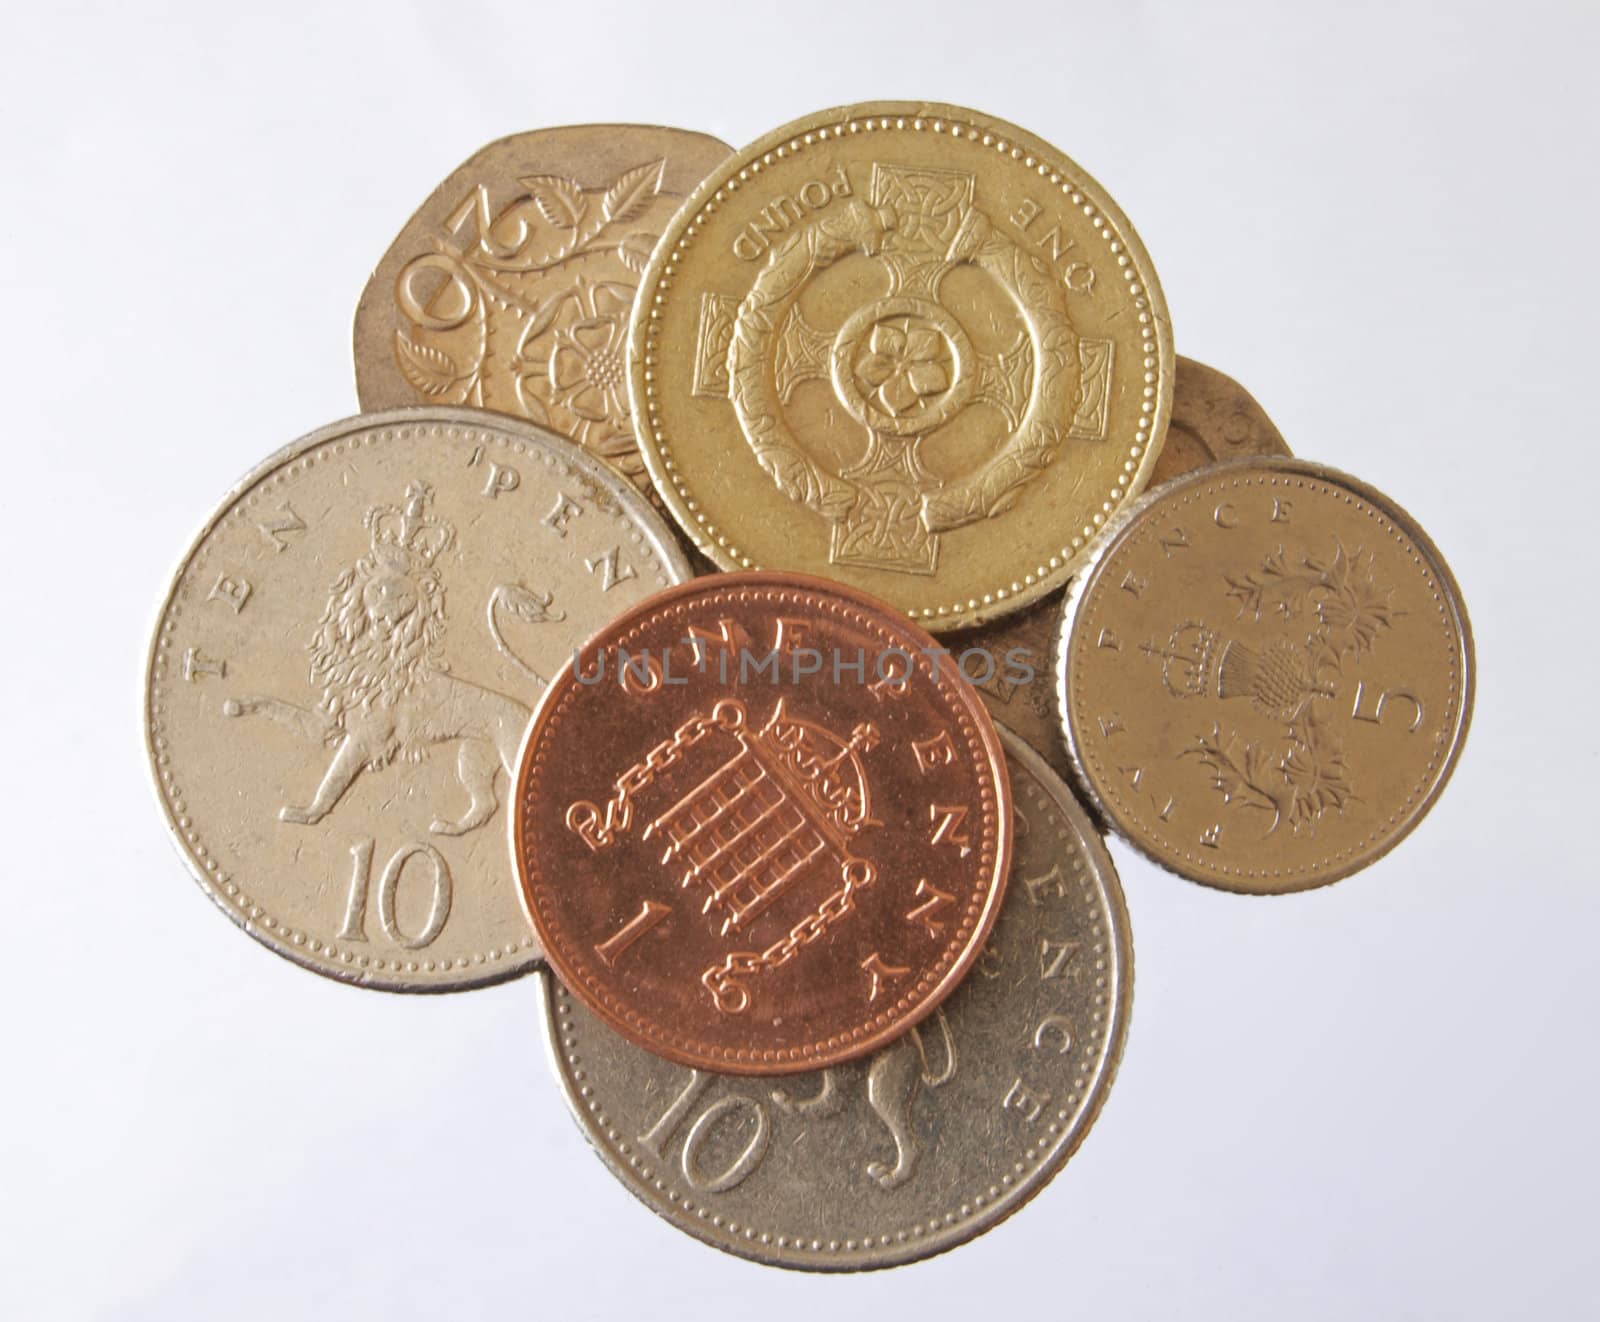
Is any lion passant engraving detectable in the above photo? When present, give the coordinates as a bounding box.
[772,1008,957,1191]
[223,480,548,837]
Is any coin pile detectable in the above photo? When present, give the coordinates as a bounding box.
[144,104,1474,1269]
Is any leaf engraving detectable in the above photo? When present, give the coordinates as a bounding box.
[602,159,665,225]
[617,231,655,274]
[517,175,585,230]
[393,332,460,397]
[1278,706,1354,829]
[1225,540,1394,669]
[1183,723,1284,831]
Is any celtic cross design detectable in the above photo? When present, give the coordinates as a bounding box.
[693,164,1114,574]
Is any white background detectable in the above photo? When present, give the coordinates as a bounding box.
[4,2,1596,1318]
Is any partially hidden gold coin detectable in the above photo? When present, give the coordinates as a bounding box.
[950,355,1291,782]
[628,102,1173,631]
[1056,458,1473,893]
[354,125,732,488]
[1151,355,1288,486]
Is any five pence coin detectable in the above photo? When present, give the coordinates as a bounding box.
[1056,458,1473,893]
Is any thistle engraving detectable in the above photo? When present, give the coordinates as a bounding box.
[1140,539,1399,835]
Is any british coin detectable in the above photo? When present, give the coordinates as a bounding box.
[627,101,1173,631]
[145,409,691,991]
[536,724,1132,1270]
[353,125,732,488]
[952,356,1291,780]
[1150,354,1288,486]
[514,571,1012,1073]
[1056,458,1474,893]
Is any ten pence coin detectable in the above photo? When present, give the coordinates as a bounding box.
[145,409,690,990]
[354,125,731,488]
[1056,458,1473,893]
[536,724,1132,1269]
[627,101,1173,631]
[514,571,1012,1073]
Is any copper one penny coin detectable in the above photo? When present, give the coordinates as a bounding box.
[513,571,1012,1073]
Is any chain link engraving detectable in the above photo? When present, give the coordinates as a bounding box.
[568,698,883,1015]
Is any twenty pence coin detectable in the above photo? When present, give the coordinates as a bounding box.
[514,571,1011,1072]
[145,408,691,990]
[1056,458,1473,893]
[628,101,1173,631]
[354,125,732,488]
[536,724,1132,1270]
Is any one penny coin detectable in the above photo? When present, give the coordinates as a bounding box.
[513,571,1012,1072]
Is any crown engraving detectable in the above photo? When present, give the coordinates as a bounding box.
[1141,622,1337,721]
[365,480,454,571]
[1139,622,1222,698]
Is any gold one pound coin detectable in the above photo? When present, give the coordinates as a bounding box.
[1056,458,1473,893]
[629,101,1173,631]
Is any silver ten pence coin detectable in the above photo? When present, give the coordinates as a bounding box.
[146,408,690,991]
[537,724,1133,1269]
